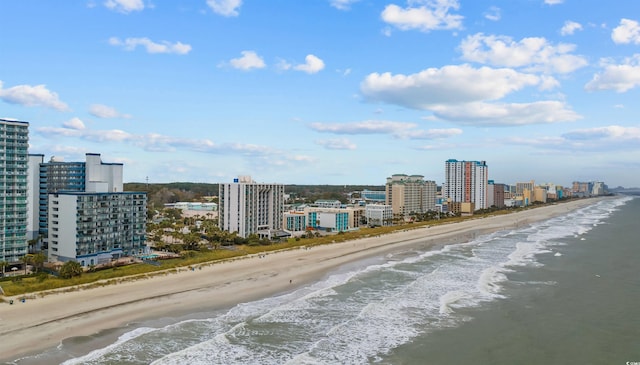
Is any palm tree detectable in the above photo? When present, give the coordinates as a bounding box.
[21,254,33,275]
[0,260,7,276]
[59,261,83,279]
[32,252,46,273]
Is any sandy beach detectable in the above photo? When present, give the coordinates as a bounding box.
[0,198,599,362]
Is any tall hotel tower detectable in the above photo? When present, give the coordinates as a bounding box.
[443,159,489,210]
[27,153,147,267]
[219,176,284,238]
[0,118,29,264]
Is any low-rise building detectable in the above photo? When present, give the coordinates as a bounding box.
[365,204,393,226]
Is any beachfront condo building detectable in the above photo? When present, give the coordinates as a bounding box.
[365,204,393,226]
[487,180,506,208]
[219,176,285,238]
[27,153,124,242]
[284,211,307,232]
[0,119,29,264]
[303,205,363,232]
[48,192,147,267]
[385,174,437,217]
[443,159,489,211]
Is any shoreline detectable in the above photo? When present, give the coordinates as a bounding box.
[0,198,602,363]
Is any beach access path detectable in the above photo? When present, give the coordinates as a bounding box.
[0,198,599,362]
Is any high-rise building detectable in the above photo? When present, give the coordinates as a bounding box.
[48,192,147,266]
[26,153,145,266]
[28,153,124,241]
[487,180,505,208]
[443,159,488,210]
[0,119,29,264]
[218,176,284,238]
[516,180,535,196]
[385,174,437,217]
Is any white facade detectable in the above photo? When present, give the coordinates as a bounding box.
[85,153,123,193]
[218,176,284,238]
[48,192,147,266]
[365,204,393,226]
[27,154,44,240]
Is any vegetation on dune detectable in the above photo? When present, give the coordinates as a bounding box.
[0,181,584,300]
[0,210,504,298]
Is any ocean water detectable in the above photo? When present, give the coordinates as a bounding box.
[10,196,640,365]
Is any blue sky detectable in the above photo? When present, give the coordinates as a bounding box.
[1,0,639,188]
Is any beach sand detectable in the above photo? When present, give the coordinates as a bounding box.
[0,199,598,362]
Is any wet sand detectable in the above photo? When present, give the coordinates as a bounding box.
[0,199,598,362]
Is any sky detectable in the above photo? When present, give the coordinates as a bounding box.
[1,0,639,188]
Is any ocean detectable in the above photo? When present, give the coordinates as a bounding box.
[9,196,640,365]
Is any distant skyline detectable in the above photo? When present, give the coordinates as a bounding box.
[1,0,639,187]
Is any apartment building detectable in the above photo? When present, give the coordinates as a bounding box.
[218,176,285,238]
[365,204,393,226]
[0,119,29,264]
[48,192,147,266]
[385,174,437,217]
[28,153,123,242]
[443,159,489,210]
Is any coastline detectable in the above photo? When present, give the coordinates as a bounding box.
[0,198,602,362]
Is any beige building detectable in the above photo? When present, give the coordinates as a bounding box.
[385,174,437,217]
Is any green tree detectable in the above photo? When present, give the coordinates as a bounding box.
[59,261,83,279]
[0,260,7,276]
[32,252,46,273]
[182,232,201,251]
[21,254,33,275]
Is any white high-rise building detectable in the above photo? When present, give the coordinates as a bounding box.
[218,176,284,238]
[48,192,147,266]
[29,153,147,266]
[443,159,489,210]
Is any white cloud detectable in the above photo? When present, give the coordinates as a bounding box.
[229,51,266,71]
[206,0,242,17]
[36,122,287,158]
[360,65,580,126]
[0,81,69,111]
[62,118,86,130]
[585,54,640,92]
[514,125,640,152]
[276,59,292,71]
[560,21,583,36]
[310,120,415,135]
[361,64,542,108]
[459,33,588,74]
[316,138,357,150]
[89,104,131,119]
[309,120,461,140]
[395,128,463,139]
[484,6,501,22]
[612,18,640,44]
[108,37,192,55]
[563,125,640,141]
[381,0,463,32]
[544,0,563,5]
[294,54,325,74]
[429,101,581,126]
[330,0,359,11]
[104,0,144,13]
